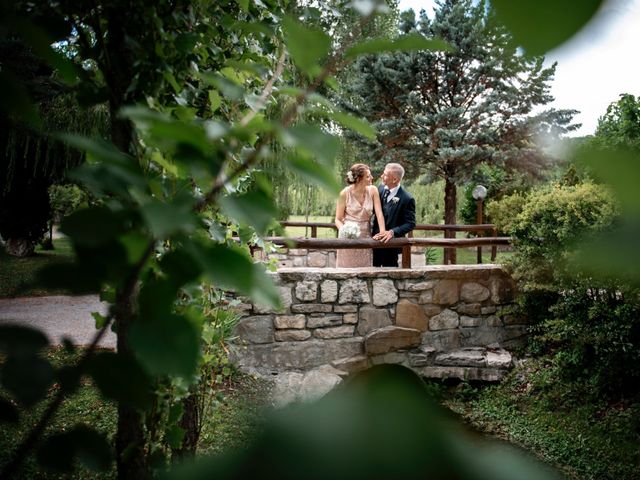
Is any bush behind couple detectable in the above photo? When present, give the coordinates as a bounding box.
[334,162,416,268]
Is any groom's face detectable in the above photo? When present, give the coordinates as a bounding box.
[381,168,400,188]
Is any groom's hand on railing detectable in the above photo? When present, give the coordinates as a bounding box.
[373,230,394,243]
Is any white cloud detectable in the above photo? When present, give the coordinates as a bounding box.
[397,0,640,137]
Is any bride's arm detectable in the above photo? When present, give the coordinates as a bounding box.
[371,186,386,233]
[335,189,347,230]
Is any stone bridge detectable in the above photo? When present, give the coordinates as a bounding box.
[231,264,526,382]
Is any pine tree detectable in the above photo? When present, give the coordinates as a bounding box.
[343,0,578,247]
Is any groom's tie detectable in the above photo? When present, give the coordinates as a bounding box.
[382,188,389,203]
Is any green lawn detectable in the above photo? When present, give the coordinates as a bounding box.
[0,348,272,479]
[0,237,76,298]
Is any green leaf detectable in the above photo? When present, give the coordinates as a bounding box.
[175,32,199,53]
[187,243,280,308]
[200,72,244,101]
[283,17,331,75]
[121,106,212,153]
[281,124,340,167]
[37,426,112,472]
[0,325,49,356]
[88,352,154,410]
[58,134,132,164]
[140,199,199,239]
[326,111,376,140]
[491,0,604,55]
[165,426,186,449]
[60,206,125,247]
[209,89,222,112]
[92,312,108,330]
[345,33,453,58]
[130,313,200,378]
[1,355,54,406]
[234,0,249,12]
[219,189,278,234]
[285,153,341,195]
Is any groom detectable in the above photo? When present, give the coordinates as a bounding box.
[372,163,416,267]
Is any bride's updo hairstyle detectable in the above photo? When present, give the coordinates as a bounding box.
[346,163,369,185]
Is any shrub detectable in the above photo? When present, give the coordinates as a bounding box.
[492,181,640,397]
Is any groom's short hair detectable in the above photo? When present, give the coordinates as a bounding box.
[386,163,405,180]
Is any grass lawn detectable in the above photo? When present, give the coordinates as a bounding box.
[0,237,76,298]
[0,348,274,479]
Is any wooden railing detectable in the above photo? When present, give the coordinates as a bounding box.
[264,221,509,267]
[258,236,510,268]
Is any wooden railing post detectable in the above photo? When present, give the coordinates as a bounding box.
[311,225,317,238]
[402,245,411,268]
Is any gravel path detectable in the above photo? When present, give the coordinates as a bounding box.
[0,295,115,349]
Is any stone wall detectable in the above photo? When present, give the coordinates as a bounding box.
[231,265,526,381]
[255,247,429,268]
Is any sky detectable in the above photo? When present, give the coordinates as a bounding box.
[396,0,640,137]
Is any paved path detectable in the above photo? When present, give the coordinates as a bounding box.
[0,295,116,349]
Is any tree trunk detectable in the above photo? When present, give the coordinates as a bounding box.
[443,178,457,265]
[4,238,35,257]
[172,392,200,461]
[104,6,148,478]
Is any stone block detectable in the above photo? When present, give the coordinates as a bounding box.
[481,306,497,315]
[357,306,391,336]
[460,326,504,348]
[307,315,343,328]
[486,349,512,368]
[429,309,459,331]
[408,347,436,367]
[338,279,370,304]
[332,355,370,374]
[418,366,508,382]
[254,285,292,314]
[433,279,459,305]
[460,315,482,327]
[231,338,364,372]
[274,314,306,329]
[343,313,358,324]
[314,325,355,339]
[404,281,437,292]
[308,251,328,267]
[320,280,338,303]
[364,326,421,355]
[460,282,490,302]
[292,256,306,267]
[370,351,408,366]
[422,329,460,351]
[372,279,398,306]
[234,316,274,344]
[334,305,357,313]
[435,349,486,367]
[418,290,434,304]
[295,281,318,302]
[275,330,312,342]
[291,304,333,314]
[395,299,428,331]
[485,315,503,327]
[456,303,481,316]
[422,304,443,318]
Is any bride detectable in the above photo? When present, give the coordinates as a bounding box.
[334,163,386,268]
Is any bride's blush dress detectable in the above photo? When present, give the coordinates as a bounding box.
[336,187,373,268]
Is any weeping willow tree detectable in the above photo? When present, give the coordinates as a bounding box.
[0,37,109,256]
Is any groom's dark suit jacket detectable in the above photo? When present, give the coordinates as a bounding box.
[371,184,416,267]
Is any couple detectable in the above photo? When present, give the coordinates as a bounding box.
[335,162,416,268]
